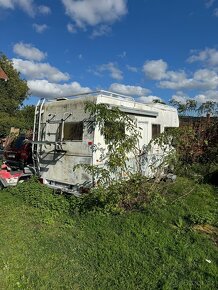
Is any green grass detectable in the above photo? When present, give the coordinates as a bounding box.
[0,178,217,289]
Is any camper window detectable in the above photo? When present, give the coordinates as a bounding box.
[63,122,83,141]
[152,124,161,139]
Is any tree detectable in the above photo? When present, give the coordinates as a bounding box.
[169,99,187,115]
[87,102,141,175]
[17,105,35,129]
[0,53,29,114]
[0,53,29,136]
[197,101,218,117]
[169,99,197,116]
[186,99,197,114]
[0,106,35,137]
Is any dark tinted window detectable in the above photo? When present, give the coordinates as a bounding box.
[63,122,83,141]
[152,124,161,139]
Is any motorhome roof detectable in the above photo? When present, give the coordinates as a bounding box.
[52,90,134,102]
[45,90,176,113]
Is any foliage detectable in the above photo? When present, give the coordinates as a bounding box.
[16,105,35,131]
[79,102,142,182]
[169,98,218,169]
[0,105,35,137]
[198,101,218,116]
[69,174,165,215]
[0,54,30,136]
[6,177,70,215]
[74,101,217,214]
[170,98,197,115]
[158,119,218,166]
[79,102,178,184]
[170,98,218,117]
[0,54,29,114]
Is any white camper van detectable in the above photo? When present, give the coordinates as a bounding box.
[33,91,179,194]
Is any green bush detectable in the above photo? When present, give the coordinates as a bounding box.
[5,175,217,224]
[69,174,166,215]
[6,178,70,215]
[5,176,165,216]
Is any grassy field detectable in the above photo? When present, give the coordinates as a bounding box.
[0,178,217,289]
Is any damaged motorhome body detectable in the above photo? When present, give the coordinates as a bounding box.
[33,91,179,194]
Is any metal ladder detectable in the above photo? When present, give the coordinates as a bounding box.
[32,98,45,175]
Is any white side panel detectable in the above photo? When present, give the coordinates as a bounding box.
[38,99,95,188]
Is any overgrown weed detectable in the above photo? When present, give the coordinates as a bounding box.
[5,175,218,225]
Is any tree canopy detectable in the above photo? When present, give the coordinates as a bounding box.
[0,54,32,136]
[0,53,29,114]
[170,98,217,117]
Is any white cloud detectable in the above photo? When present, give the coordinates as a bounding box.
[62,0,127,28]
[38,5,51,15]
[187,48,218,66]
[160,68,218,90]
[109,83,151,96]
[159,71,192,90]
[67,23,77,33]
[195,90,218,103]
[126,65,138,73]
[62,0,127,37]
[33,23,48,33]
[91,25,111,38]
[0,0,13,9]
[28,79,91,98]
[194,68,217,81]
[170,90,218,105]
[97,63,123,80]
[167,70,185,80]
[171,91,188,104]
[13,42,46,61]
[195,94,209,103]
[143,59,168,80]
[143,57,218,91]
[137,95,162,104]
[0,1,51,17]
[0,0,35,17]
[12,58,70,82]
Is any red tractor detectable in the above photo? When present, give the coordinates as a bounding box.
[0,134,35,189]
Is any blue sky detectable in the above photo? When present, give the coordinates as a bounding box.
[1,0,218,105]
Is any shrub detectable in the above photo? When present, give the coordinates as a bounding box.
[68,174,166,215]
[6,178,70,215]
[4,176,165,216]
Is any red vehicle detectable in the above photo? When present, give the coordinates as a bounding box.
[4,134,32,165]
[0,134,35,189]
